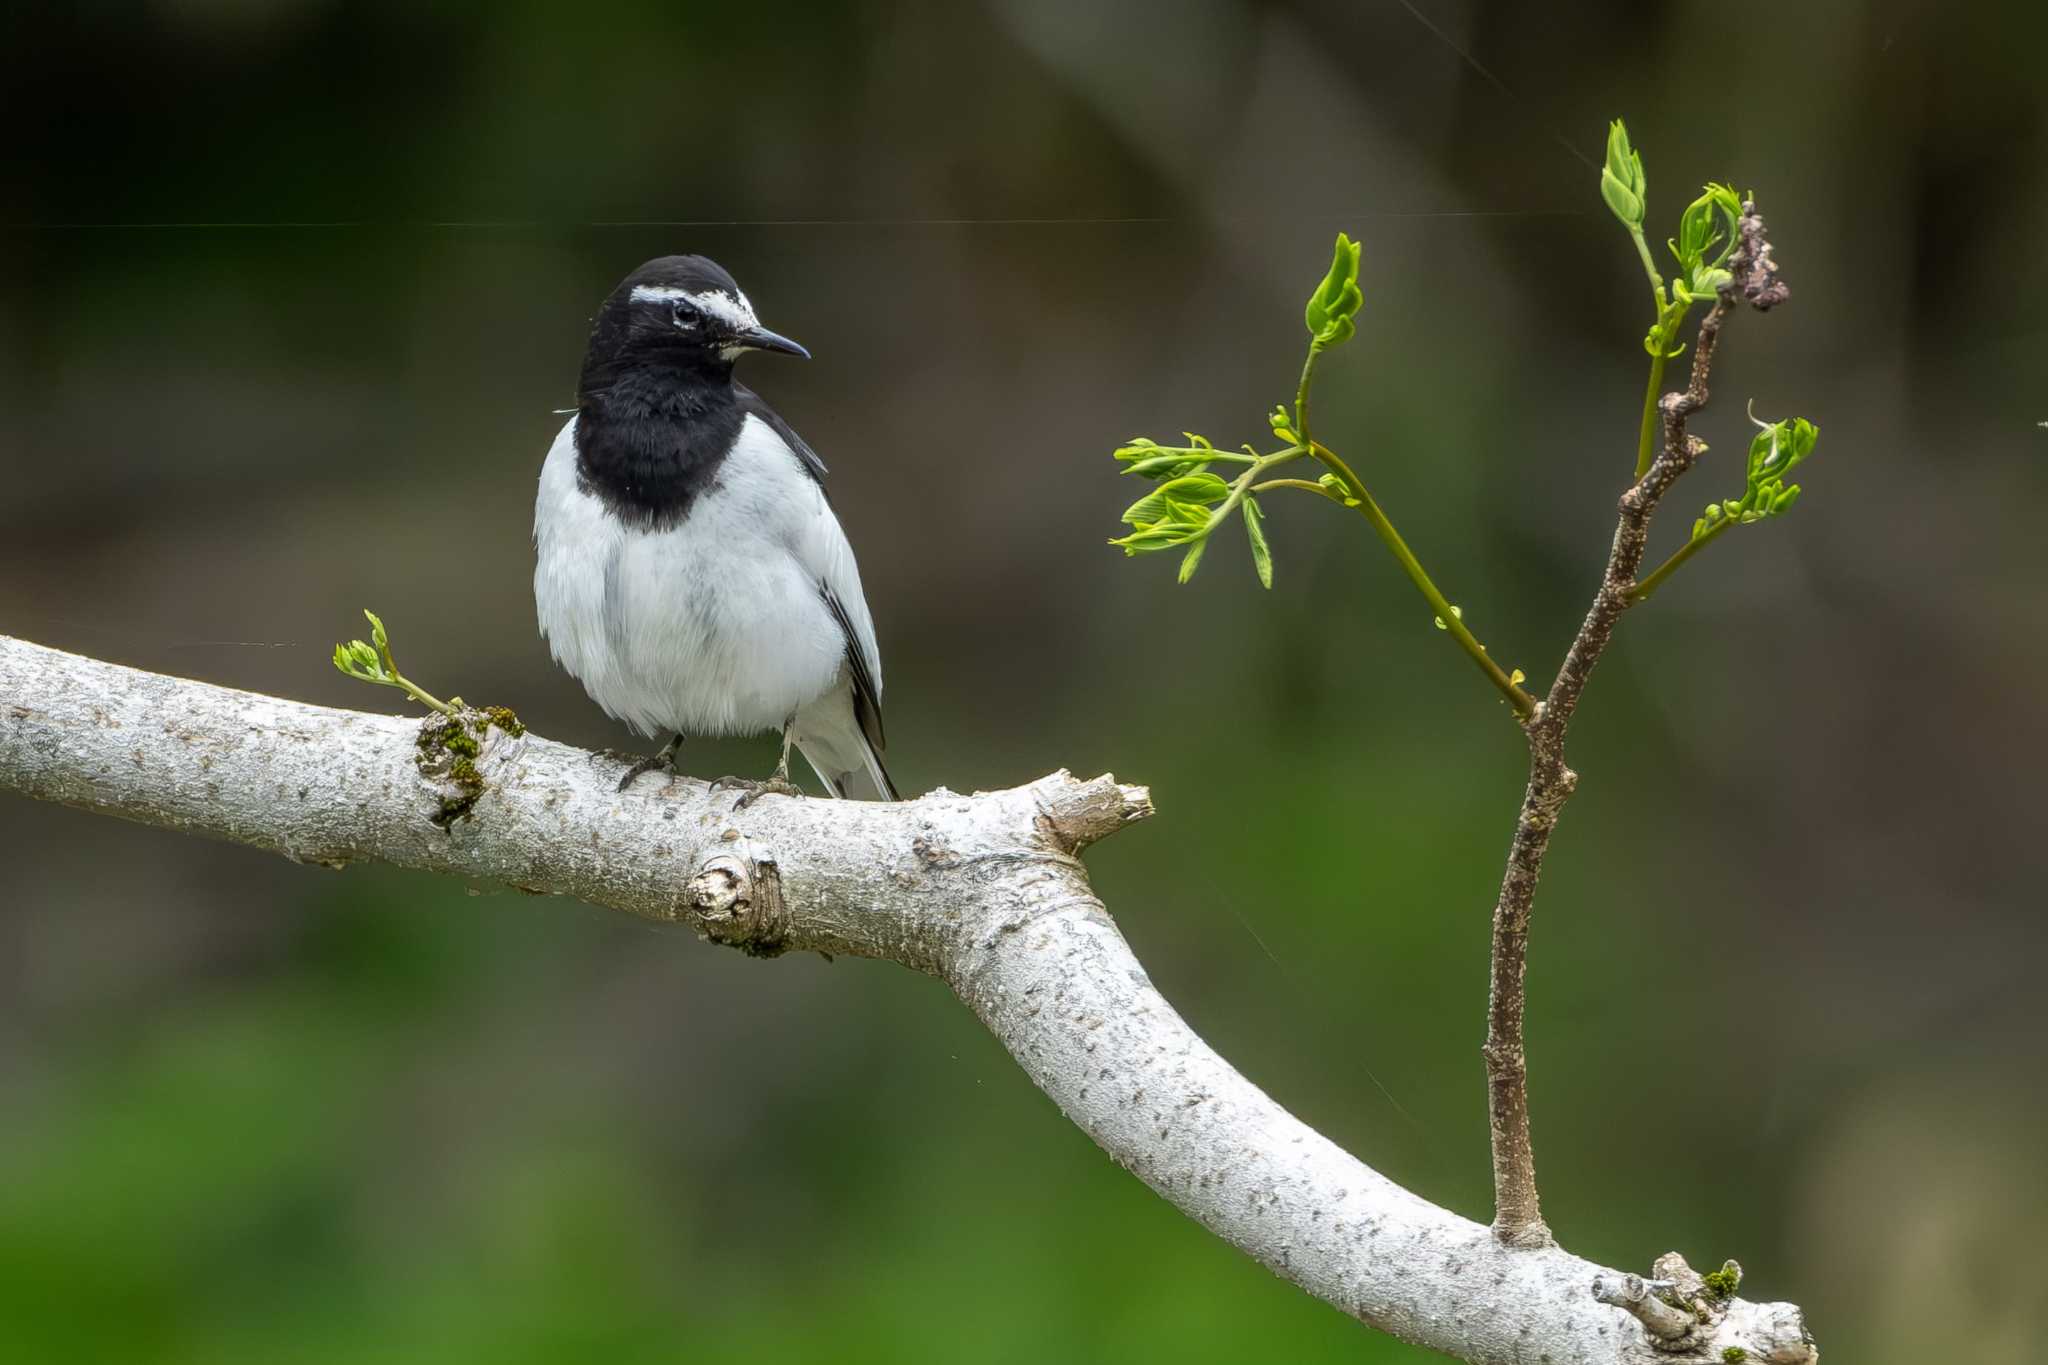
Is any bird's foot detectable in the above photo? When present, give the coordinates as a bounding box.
[709,773,803,811]
[617,733,685,792]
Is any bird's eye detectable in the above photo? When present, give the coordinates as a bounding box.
[669,301,698,330]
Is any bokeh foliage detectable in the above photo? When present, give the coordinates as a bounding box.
[4,3,2046,1363]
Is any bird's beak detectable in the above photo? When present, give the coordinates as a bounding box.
[736,325,810,359]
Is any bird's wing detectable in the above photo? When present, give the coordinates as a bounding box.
[822,586,885,752]
[735,402,886,755]
[796,486,886,753]
[736,383,828,484]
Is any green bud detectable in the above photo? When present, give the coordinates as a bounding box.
[1304,233,1364,348]
[1676,194,1713,263]
[1671,183,1739,277]
[1748,426,1784,475]
[1746,416,1819,487]
[1600,119,1646,229]
[1785,417,1819,461]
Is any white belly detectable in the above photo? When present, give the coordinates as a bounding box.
[533,415,847,738]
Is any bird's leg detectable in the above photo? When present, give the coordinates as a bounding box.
[710,720,803,810]
[616,732,685,792]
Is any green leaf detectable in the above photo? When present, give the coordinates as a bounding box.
[1177,536,1209,584]
[365,609,388,653]
[1119,489,1171,527]
[1242,496,1273,589]
[1121,473,1227,527]
[334,637,390,684]
[1303,233,1364,348]
[1676,413,1819,549]
[1161,472,1231,505]
[1109,523,1195,555]
[1601,119,1646,229]
[1670,183,1742,293]
[1120,454,1202,479]
[1746,416,1817,490]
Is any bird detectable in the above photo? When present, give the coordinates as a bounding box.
[533,254,897,803]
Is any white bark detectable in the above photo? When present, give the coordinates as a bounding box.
[0,633,1815,1364]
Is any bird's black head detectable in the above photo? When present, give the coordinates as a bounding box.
[578,255,807,400]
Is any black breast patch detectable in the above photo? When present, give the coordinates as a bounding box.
[573,381,744,529]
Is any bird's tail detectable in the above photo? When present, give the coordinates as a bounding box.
[792,692,899,801]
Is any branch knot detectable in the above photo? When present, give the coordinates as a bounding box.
[685,847,788,957]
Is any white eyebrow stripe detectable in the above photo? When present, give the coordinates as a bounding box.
[628,284,760,330]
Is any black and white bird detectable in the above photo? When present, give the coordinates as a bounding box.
[534,255,897,801]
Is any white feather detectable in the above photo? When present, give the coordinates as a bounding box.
[626,283,760,330]
[534,415,884,774]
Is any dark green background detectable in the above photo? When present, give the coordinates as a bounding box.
[3,1,2043,1361]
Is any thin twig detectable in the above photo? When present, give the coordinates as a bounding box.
[1481,202,1785,1247]
[1311,442,1540,719]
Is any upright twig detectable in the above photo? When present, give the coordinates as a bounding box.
[1481,202,1787,1246]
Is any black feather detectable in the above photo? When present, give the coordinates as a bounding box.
[822,586,887,757]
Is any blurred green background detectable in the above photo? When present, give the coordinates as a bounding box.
[3,1,2044,1361]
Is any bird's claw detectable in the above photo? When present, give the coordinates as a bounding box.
[617,759,669,792]
[709,774,802,810]
[617,735,685,792]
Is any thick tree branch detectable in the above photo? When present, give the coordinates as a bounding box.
[0,631,1814,1364]
[1483,203,1788,1248]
